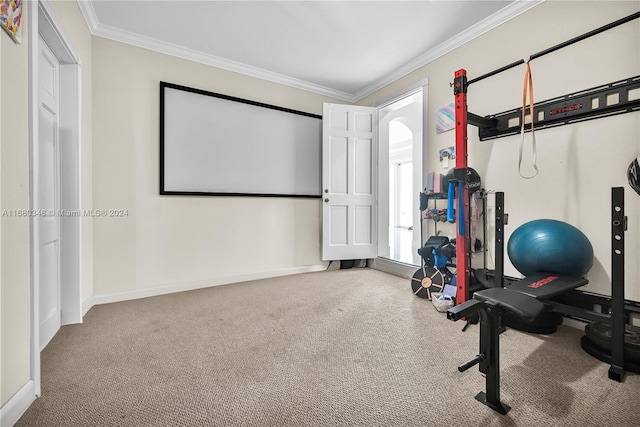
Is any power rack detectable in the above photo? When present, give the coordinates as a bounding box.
[451,10,640,306]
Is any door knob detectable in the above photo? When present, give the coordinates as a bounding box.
[324,198,329,203]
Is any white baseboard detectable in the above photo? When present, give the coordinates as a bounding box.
[0,380,36,427]
[562,316,588,331]
[370,257,418,279]
[83,264,327,315]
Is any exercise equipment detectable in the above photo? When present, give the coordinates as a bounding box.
[413,234,460,300]
[444,167,481,302]
[450,10,640,307]
[518,57,538,179]
[629,156,640,196]
[444,167,481,195]
[582,316,640,374]
[445,167,480,228]
[417,236,450,268]
[584,322,640,362]
[504,310,564,335]
[443,11,640,415]
[448,273,588,414]
[424,208,449,222]
[507,219,593,277]
[411,265,445,300]
[447,188,629,414]
[472,268,566,334]
[581,337,640,375]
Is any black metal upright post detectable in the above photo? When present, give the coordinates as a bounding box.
[495,193,505,288]
[483,192,487,269]
[609,187,626,381]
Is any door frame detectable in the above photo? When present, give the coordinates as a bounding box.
[28,0,82,395]
[373,79,429,271]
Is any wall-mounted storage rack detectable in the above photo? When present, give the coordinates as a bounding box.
[475,75,640,140]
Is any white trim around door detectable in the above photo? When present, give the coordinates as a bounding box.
[28,0,82,399]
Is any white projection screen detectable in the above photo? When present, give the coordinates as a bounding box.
[160,82,322,197]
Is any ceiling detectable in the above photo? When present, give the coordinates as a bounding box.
[78,1,541,102]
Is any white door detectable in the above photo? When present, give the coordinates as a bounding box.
[322,103,377,260]
[37,37,61,350]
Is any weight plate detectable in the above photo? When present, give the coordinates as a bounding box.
[411,266,445,300]
[581,336,640,373]
[585,322,640,361]
[504,311,563,335]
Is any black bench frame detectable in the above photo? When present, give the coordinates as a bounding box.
[447,187,628,414]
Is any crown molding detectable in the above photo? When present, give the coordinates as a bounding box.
[352,0,544,101]
[76,0,99,33]
[97,23,356,101]
[75,1,355,101]
[76,0,543,104]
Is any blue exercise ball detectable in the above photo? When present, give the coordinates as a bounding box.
[507,219,593,277]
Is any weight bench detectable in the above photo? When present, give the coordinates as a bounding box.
[447,272,588,414]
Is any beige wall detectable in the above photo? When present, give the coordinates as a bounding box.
[91,38,342,296]
[1,3,31,407]
[361,0,640,300]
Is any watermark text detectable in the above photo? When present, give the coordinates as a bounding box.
[2,209,129,218]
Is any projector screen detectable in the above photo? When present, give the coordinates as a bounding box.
[160,82,323,197]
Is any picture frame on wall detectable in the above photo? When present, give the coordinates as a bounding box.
[435,103,455,134]
[1,0,23,44]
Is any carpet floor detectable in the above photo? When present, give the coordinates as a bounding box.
[17,268,640,426]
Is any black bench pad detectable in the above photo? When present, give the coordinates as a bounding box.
[508,272,588,299]
[474,288,544,322]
